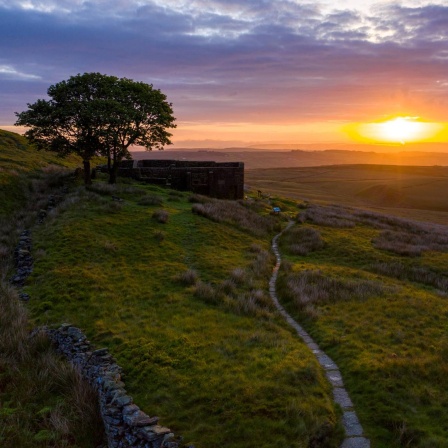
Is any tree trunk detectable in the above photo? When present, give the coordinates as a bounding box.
[107,152,112,176]
[109,159,118,184]
[83,160,92,185]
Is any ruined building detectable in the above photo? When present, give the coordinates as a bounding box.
[117,159,244,200]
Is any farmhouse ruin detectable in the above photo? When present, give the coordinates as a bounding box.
[116,159,244,200]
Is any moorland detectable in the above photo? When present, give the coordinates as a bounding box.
[1,129,448,448]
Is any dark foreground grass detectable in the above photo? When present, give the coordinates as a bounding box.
[277,206,448,448]
[25,182,344,448]
[0,161,104,446]
[0,283,104,447]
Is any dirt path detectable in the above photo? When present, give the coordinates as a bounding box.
[269,222,370,448]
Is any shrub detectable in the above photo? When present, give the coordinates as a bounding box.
[86,183,117,196]
[299,204,356,228]
[218,279,237,295]
[192,200,276,237]
[87,182,146,197]
[249,249,274,277]
[153,230,165,243]
[175,269,198,286]
[188,194,211,204]
[278,269,390,318]
[372,229,448,256]
[152,209,169,224]
[234,289,273,317]
[168,191,184,202]
[101,201,123,214]
[298,203,448,255]
[103,241,118,252]
[248,243,263,253]
[282,226,324,255]
[194,281,218,304]
[138,195,163,206]
[230,267,246,285]
[370,262,448,292]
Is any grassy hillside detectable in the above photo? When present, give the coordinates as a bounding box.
[0,131,104,447]
[4,132,448,447]
[246,165,448,224]
[23,180,343,448]
[277,204,448,447]
[0,129,82,217]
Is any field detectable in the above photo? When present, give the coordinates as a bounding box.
[246,164,448,224]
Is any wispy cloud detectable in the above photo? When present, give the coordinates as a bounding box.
[0,64,41,80]
[1,1,447,144]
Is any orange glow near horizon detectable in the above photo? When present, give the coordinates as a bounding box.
[343,116,448,145]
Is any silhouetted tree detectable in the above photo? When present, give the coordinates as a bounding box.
[15,73,176,185]
[99,76,176,184]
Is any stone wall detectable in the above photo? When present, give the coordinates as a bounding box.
[10,192,190,448]
[42,324,188,448]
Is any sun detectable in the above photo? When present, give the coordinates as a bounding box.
[343,116,446,144]
[377,117,426,144]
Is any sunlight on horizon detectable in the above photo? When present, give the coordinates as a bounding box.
[343,116,448,144]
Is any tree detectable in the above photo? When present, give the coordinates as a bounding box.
[99,76,176,184]
[15,73,176,185]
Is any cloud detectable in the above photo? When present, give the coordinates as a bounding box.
[1,1,448,141]
[0,64,41,80]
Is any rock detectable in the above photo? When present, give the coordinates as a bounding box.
[103,415,122,426]
[124,411,158,427]
[93,348,109,356]
[146,425,171,436]
[123,404,140,415]
[163,433,175,443]
[104,406,122,417]
[113,395,133,407]
[163,442,179,448]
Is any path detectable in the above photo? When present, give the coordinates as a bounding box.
[269,222,370,448]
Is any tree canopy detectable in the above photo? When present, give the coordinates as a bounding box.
[15,73,176,184]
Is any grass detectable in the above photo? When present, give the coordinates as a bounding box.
[276,204,448,447]
[24,180,344,448]
[7,132,448,447]
[0,138,104,447]
[0,129,83,218]
[299,203,448,257]
[192,245,275,318]
[0,284,104,447]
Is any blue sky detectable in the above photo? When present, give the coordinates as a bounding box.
[1,0,448,146]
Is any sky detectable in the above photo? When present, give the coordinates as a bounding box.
[1,0,448,148]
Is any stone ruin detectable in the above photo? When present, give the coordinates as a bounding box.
[114,160,244,200]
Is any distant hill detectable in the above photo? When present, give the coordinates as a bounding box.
[247,142,448,152]
[130,148,448,170]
